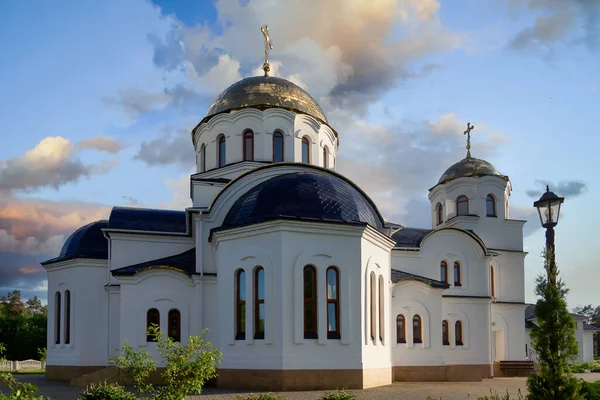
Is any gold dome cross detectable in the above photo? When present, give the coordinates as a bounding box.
[261,25,274,77]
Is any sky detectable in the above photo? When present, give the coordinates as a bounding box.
[0,0,598,307]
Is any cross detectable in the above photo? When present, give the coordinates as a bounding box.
[463,122,475,158]
[260,25,274,77]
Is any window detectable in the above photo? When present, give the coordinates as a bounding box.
[436,203,443,225]
[64,290,71,345]
[440,261,448,283]
[273,131,284,162]
[302,137,310,163]
[146,308,160,342]
[486,194,496,217]
[218,135,226,167]
[304,265,318,338]
[254,267,265,339]
[326,267,340,339]
[455,321,463,345]
[491,266,495,297]
[323,146,329,168]
[378,275,384,342]
[397,315,406,343]
[370,272,376,341]
[456,195,469,215]
[243,130,254,161]
[55,292,61,345]
[168,309,181,342]
[413,315,422,343]
[454,262,461,286]
[235,270,246,340]
[442,320,449,345]
[200,144,206,172]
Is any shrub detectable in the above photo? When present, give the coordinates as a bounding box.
[79,381,136,400]
[236,394,286,400]
[580,380,600,400]
[320,388,355,400]
[0,343,48,400]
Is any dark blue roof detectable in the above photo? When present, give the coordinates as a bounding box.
[112,248,195,276]
[108,207,187,233]
[221,172,384,230]
[392,228,432,248]
[41,220,108,265]
[391,269,449,289]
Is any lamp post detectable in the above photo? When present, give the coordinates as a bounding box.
[533,185,565,285]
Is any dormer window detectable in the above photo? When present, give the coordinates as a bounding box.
[486,194,496,217]
[456,195,469,216]
[436,203,443,225]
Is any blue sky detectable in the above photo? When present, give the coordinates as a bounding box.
[0,0,597,307]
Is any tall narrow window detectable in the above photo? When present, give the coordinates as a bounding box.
[323,146,329,168]
[326,267,340,339]
[378,275,384,342]
[436,203,443,225]
[440,261,448,283]
[413,315,422,343]
[168,309,181,342]
[54,292,61,345]
[370,272,376,341]
[455,321,463,345]
[304,265,318,338]
[146,308,160,342]
[235,270,246,340]
[456,195,469,215]
[254,267,265,339]
[273,131,284,162]
[64,290,71,345]
[396,315,406,343]
[454,262,461,286]
[442,320,449,345]
[243,130,254,161]
[200,144,206,172]
[218,135,226,167]
[486,194,496,217]
[491,266,495,298]
[302,137,310,163]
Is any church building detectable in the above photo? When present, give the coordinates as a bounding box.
[42,38,529,390]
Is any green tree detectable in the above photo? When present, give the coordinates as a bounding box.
[6,290,27,316]
[527,249,582,399]
[25,296,43,316]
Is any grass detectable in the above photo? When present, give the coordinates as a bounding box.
[0,369,45,374]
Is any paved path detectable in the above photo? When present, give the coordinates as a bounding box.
[8,373,600,400]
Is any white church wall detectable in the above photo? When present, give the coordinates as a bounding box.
[108,233,193,271]
[191,181,226,209]
[492,251,526,303]
[583,331,595,362]
[491,303,526,361]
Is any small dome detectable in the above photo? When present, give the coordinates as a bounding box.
[203,76,328,124]
[222,172,384,230]
[42,220,108,265]
[438,157,506,185]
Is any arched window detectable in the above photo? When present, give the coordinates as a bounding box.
[254,267,265,339]
[440,261,448,283]
[436,203,443,225]
[454,262,461,286]
[491,265,495,297]
[378,275,384,342]
[370,272,376,341]
[200,144,206,172]
[243,130,254,161]
[486,194,496,217]
[326,267,340,339]
[54,291,61,345]
[273,131,284,162]
[146,308,160,342]
[64,290,71,345]
[456,195,469,216]
[455,320,463,345]
[396,315,406,343]
[218,135,226,167]
[413,315,422,343]
[168,309,181,342]
[442,320,449,345]
[304,265,318,338]
[302,137,310,164]
[323,146,329,168]
[235,270,246,340]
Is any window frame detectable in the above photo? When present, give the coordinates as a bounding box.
[442,320,449,345]
[456,195,469,216]
[440,261,448,283]
[491,265,495,298]
[486,194,496,217]
[302,136,310,164]
[303,265,318,339]
[168,309,181,342]
[454,261,462,286]
[413,315,422,344]
[200,144,206,172]
[370,272,376,341]
[55,291,61,345]
[146,308,160,342]
[378,275,384,342]
[455,320,463,346]
[243,130,254,161]
[273,131,284,162]
[254,267,265,340]
[396,315,406,343]
[436,203,443,225]
[323,146,329,168]
[235,269,246,340]
[326,267,340,339]
[218,135,226,167]
[64,290,71,345]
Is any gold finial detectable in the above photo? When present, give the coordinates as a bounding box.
[463,122,475,158]
[260,25,274,77]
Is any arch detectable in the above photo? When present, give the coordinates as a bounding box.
[243,130,254,161]
[235,269,246,340]
[168,309,181,342]
[302,136,310,164]
[254,266,265,339]
[442,320,449,345]
[323,145,329,168]
[396,314,406,343]
[64,290,71,345]
[440,260,448,283]
[455,320,463,346]
[146,308,160,342]
[303,265,318,339]
[54,291,61,345]
[200,144,206,172]
[217,134,226,167]
[436,203,443,225]
[486,194,496,217]
[326,266,340,339]
[370,271,376,341]
[456,195,469,215]
[454,261,462,286]
[273,130,284,162]
[413,315,422,343]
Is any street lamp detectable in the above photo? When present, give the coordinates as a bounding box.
[533,185,564,284]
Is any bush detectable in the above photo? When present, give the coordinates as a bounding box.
[321,388,355,400]
[580,380,600,400]
[236,394,286,400]
[79,381,136,400]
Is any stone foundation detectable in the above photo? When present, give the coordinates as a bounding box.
[45,365,106,381]
[393,364,492,382]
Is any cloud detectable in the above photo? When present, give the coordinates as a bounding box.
[0,136,119,192]
[525,180,587,199]
[0,252,49,303]
[159,173,192,211]
[77,136,125,154]
[134,126,196,168]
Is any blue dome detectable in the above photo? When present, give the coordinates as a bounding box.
[222,172,384,230]
[42,220,108,265]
